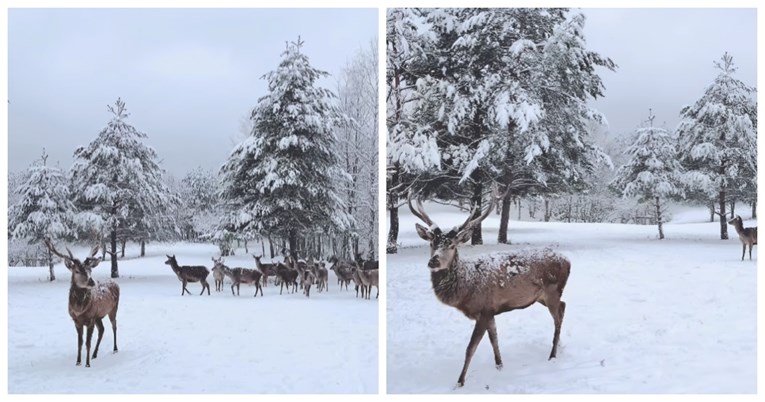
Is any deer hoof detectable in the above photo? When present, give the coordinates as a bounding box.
[495,363,503,371]
[76,361,81,366]
[86,363,90,368]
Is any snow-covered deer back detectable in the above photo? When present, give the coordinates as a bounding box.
[44,238,119,368]
[409,188,571,386]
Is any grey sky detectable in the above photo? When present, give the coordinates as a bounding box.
[8,8,378,178]
[580,8,757,137]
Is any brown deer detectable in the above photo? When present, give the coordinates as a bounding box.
[213,260,264,297]
[357,268,379,300]
[350,266,367,298]
[275,260,298,295]
[728,215,758,261]
[44,238,119,368]
[211,257,226,292]
[328,255,354,290]
[315,261,329,292]
[409,189,571,387]
[164,255,211,296]
[253,255,277,287]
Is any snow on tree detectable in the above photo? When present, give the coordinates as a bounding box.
[386,8,438,253]
[70,98,177,277]
[611,110,684,239]
[9,150,76,280]
[337,40,379,259]
[675,53,757,240]
[220,38,353,256]
[387,8,615,247]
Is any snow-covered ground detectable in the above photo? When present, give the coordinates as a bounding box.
[8,242,377,394]
[387,203,757,393]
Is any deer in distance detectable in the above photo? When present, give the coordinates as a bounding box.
[253,255,277,287]
[728,215,758,261]
[164,255,211,296]
[409,188,571,387]
[328,255,354,290]
[212,259,264,297]
[211,257,226,292]
[44,238,120,368]
[275,258,299,295]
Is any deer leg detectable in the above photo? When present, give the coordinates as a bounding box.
[182,280,191,296]
[457,316,489,387]
[749,243,753,260]
[92,319,105,359]
[85,323,95,367]
[201,279,210,295]
[108,311,118,353]
[486,316,502,369]
[75,324,84,366]
[547,299,566,360]
[742,243,746,261]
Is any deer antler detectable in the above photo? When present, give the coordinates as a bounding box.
[44,238,74,262]
[407,190,435,227]
[457,186,499,233]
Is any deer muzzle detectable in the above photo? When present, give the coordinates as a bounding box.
[428,256,440,269]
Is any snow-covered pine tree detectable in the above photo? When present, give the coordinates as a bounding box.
[70,98,176,277]
[386,8,439,254]
[220,38,352,255]
[611,110,684,239]
[675,53,757,240]
[9,150,76,280]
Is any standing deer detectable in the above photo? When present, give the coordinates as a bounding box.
[44,238,119,368]
[328,255,354,290]
[350,266,367,298]
[213,260,264,297]
[315,261,329,292]
[164,255,211,296]
[357,268,379,300]
[409,190,571,387]
[253,255,277,287]
[211,257,226,292]
[275,261,298,295]
[728,215,757,261]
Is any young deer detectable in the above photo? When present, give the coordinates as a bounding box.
[164,255,211,296]
[728,215,757,261]
[211,257,226,292]
[213,260,264,297]
[44,238,119,368]
[253,255,277,287]
[409,190,571,387]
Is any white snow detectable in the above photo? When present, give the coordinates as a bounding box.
[387,203,756,393]
[8,242,377,394]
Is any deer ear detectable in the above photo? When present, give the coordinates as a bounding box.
[63,259,76,271]
[415,223,434,241]
[455,227,473,244]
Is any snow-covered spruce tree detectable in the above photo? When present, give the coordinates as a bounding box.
[675,53,757,240]
[611,111,683,239]
[9,150,76,280]
[220,38,352,255]
[337,40,379,259]
[70,98,176,277]
[386,8,440,254]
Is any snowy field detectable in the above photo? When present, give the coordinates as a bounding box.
[387,204,757,393]
[8,242,378,394]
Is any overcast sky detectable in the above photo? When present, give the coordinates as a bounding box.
[8,8,378,177]
[580,8,757,137]
[7,8,757,177]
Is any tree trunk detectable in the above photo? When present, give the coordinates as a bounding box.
[497,190,512,244]
[268,235,274,259]
[48,248,56,281]
[110,229,119,278]
[517,198,522,220]
[120,238,126,258]
[544,199,551,222]
[140,240,145,257]
[730,201,735,219]
[656,196,664,240]
[288,229,298,258]
[470,179,484,245]
[387,204,399,254]
[709,203,715,222]
[719,190,728,240]
[752,200,757,219]
[244,238,248,254]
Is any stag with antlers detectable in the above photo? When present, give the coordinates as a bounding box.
[44,238,120,368]
[409,188,571,387]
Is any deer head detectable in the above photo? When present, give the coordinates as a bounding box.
[409,187,499,272]
[164,255,177,266]
[44,238,101,288]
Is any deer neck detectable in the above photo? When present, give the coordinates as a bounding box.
[69,282,92,314]
[430,253,462,307]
